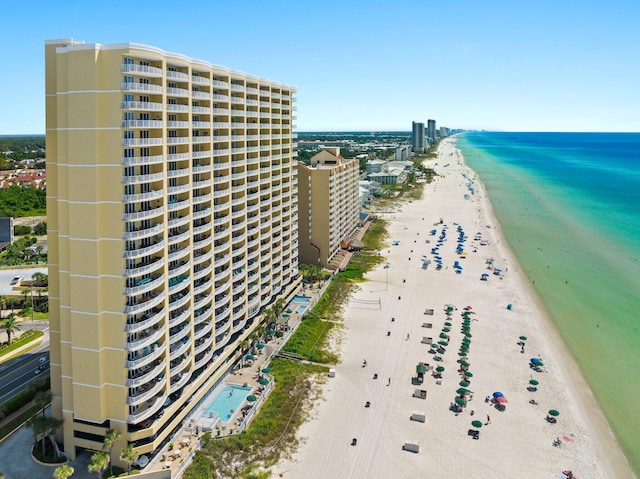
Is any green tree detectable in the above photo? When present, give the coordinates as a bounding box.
[119,445,139,475]
[88,450,109,479]
[1,314,20,344]
[102,429,121,476]
[35,391,52,417]
[14,225,32,236]
[27,415,49,458]
[34,222,47,236]
[53,464,74,479]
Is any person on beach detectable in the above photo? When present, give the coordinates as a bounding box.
[387,377,391,386]
[486,415,491,425]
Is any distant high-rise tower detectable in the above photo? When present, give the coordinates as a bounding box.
[45,38,300,464]
[427,119,436,143]
[411,121,426,153]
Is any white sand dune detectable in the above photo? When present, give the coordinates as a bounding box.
[273,138,633,479]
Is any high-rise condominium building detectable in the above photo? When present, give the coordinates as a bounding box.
[427,119,436,143]
[411,121,426,153]
[297,148,360,268]
[45,38,300,461]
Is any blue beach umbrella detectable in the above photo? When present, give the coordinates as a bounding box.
[493,391,504,398]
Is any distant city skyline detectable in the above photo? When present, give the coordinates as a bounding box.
[1,0,639,134]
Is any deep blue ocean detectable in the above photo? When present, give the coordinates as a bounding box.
[456,132,640,475]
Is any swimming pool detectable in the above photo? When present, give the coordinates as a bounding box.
[204,384,253,423]
[295,304,308,314]
[292,294,311,303]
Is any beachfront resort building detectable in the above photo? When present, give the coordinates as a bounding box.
[427,119,436,143]
[411,121,426,153]
[297,147,359,268]
[45,38,300,463]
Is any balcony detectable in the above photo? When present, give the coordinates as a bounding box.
[125,342,164,369]
[125,358,166,387]
[192,91,211,100]
[169,308,190,329]
[168,229,190,246]
[193,105,212,114]
[194,320,214,340]
[194,306,213,324]
[170,369,192,393]
[170,338,191,361]
[192,75,211,85]
[126,375,167,405]
[125,307,165,334]
[123,223,163,241]
[121,138,163,147]
[166,103,189,112]
[122,239,164,259]
[121,120,163,129]
[194,293,213,310]
[167,137,189,145]
[194,349,213,370]
[169,292,190,311]
[167,87,189,97]
[124,273,164,296]
[166,70,189,81]
[126,394,165,424]
[168,199,190,212]
[125,257,164,278]
[193,263,213,281]
[169,324,190,344]
[193,277,212,296]
[125,324,166,352]
[124,291,166,315]
[121,82,162,93]
[121,101,163,111]
[121,63,164,77]
[193,136,212,144]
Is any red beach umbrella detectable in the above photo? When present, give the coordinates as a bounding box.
[496,396,508,404]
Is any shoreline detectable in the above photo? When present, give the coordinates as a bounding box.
[273,138,634,479]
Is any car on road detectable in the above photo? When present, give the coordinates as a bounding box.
[10,276,23,285]
[34,364,46,375]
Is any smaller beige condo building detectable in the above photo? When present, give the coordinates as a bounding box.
[297,147,360,268]
[45,38,299,463]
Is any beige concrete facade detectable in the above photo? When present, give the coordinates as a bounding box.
[45,39,300,462]
[297,148,360,267]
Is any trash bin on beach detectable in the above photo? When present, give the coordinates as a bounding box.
[506,304,513,310]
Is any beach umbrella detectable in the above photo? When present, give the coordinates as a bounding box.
[529,379,539,386]
[256,343,265,349]
[456,388,468,395]
[267,329,276,335]
[519,336,527,341]
[493,391,504,398]
[496,396,508,404]
[459,360,470,368]
[436,366,445,372]
[258,377,269,385]
[459,380,470,388]
[455,397,467,406]
[247,395,257,402]
[245,354,255,360]
[444,322,452,326]
[445,304,456,311]
[548,409,560,417]
[437,348,446,354]
[460,344,469,351]
[458,352,467,357]
[261,367,271,374]
[465,332,472,338]
[439,333,448,339]
[471,420,483,428]
[442,327,450,332]
[438,341,449,346]
[464,371,473,378]
[285,309,292,314]
[530,357,543,365]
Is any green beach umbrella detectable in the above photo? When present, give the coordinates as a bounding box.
[261,367,271,374]
[258,377,269,385]
[462,338,471,344]
[437,348,446,354]
[460,345,469,351]
[247,395,257,402]
[458,351,467,357]
[464,371,473,378]
[438,341,449,346]
[267,329,276,335]
[442,327,451,333]
[459,380,470,387]
[245,354,255,360]
[455,397,467,406]
[519,336,528,341]
[436,366,445,372]
[471,420,483,428]
[459,360,470,367]
[445,304,456,311]
[444,322,452,326]
[548,409,560,417]
[439,333,448,339]
[256,343,265,349]
[529,379,539,386]
[456,387,468,395]
[465,332,472,338]
[285,309,292,313]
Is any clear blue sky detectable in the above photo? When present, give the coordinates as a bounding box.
[1,0,639,134]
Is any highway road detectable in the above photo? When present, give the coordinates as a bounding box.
[0,322,50,404]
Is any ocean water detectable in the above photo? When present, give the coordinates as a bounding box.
[457,132,640,475]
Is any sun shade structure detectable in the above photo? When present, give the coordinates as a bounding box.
[548,409,560,417]
[247,395,257,402]
[472,420,483,428]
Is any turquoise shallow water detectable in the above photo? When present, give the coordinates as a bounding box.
[457,132,640,475]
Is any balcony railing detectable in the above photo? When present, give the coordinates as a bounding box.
[125,308,165,334]
[125,324,166,352]
[125,358,166,387]
[121,83,163,93]
[126,375,167,405]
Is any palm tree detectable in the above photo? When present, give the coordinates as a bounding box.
[88,450,109,479]
[119,445,139,475]
[53,464,74,479]
[6,298,19,314]
[273,298,285,324]
[0,295,6,316]
[1,314,20,344]
[27,415,49,458]
[102,429,121,476]
[35,391,52,417]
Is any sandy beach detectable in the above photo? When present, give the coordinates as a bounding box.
[273,138,634,479]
